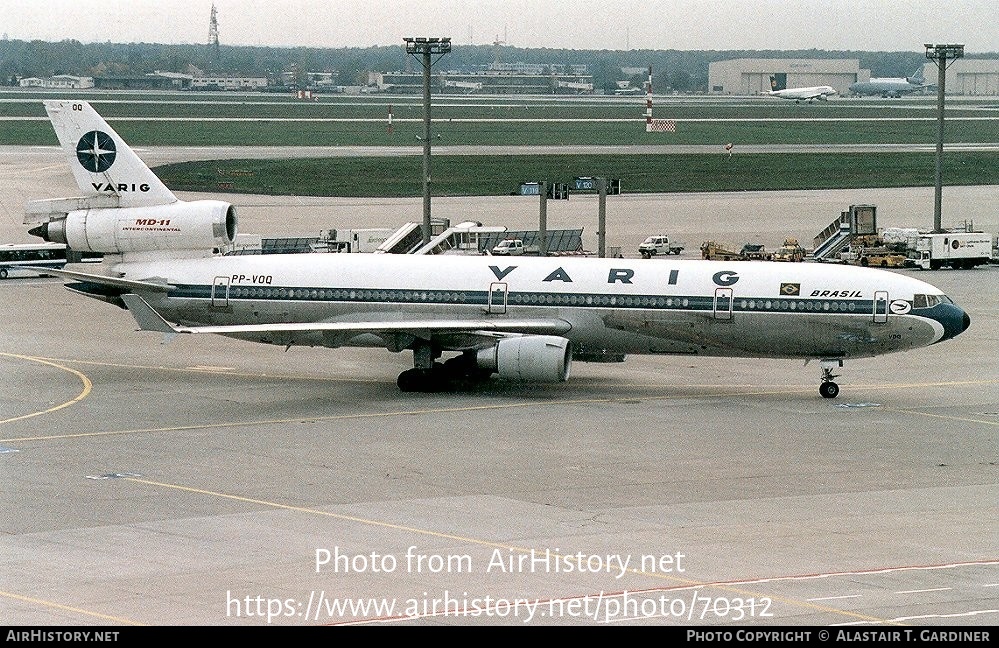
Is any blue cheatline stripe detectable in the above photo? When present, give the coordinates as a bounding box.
[168,283,887,316]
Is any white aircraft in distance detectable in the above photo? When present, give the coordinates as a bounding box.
[849,67,931,98]
[27,101,969,397]
[766,75,838,102]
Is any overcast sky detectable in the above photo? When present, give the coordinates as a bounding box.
[3,0,998,53]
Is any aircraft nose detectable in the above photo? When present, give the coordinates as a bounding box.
[936,303,971,342]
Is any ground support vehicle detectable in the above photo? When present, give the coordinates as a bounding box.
[639,235,684,258]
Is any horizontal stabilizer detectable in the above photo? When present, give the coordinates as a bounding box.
[46,268,173,292]
[24,195,121,225]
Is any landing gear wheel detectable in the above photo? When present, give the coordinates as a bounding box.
[397,368,424,392]
[817,359,843,399]
[442,354,492,388]
[819,381,840,399]
[398,353,493,393]
[397,366,446,393]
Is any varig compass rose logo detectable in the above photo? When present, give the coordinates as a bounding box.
[76,130,117,173]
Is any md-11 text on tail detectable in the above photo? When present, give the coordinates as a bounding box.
[26,101,969,396]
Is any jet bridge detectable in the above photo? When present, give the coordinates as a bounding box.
[225,221,586,257]
[375,219,451,254]
[475,229,585,256]
[410,221,507,255]
[408,224,586,256]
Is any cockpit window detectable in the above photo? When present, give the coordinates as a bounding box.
[913,294,949,309]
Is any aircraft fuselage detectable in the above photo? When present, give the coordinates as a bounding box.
[113,254,962,361]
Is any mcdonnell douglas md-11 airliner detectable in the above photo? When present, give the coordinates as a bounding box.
[849,67,931,98]
[26,101,969,396]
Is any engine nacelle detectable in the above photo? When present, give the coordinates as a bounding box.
[476,335,571,383]
[30,200,237,254]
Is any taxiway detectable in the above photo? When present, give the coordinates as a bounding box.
[1,147,997,626]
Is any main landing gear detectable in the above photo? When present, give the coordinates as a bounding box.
[397,344,492,393]
[818,359,842,399]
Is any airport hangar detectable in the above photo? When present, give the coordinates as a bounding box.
[708,57,999,96]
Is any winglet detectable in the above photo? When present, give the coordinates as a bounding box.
[120,293,181,337]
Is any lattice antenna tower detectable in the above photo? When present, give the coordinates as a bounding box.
[492,25,507,66]
[208,3,220,62]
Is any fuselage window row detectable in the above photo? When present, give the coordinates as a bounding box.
[218,286,879,315]
[741,299,858,312]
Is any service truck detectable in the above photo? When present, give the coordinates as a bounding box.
[772,238,806,262]
[492,239,525,255]
[739,242,772,261]
[838,247,908,268]
[320,228,394,253]
[638,235,684,258]
[491,239,543,256]
[910,232,994,270]
[701,241,773,261]
[701,241,745,261]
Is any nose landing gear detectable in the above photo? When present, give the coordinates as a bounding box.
[819,359,842,399]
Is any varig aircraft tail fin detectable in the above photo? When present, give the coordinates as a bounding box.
[44,100,177,208]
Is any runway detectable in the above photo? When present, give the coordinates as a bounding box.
[1,144,998,626]
[8,141,999,169]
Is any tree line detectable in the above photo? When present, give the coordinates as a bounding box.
[0,38,977,93]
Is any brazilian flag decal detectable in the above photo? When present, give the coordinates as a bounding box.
[780,283,801,296]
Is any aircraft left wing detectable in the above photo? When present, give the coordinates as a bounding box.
[120,294,572,336]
